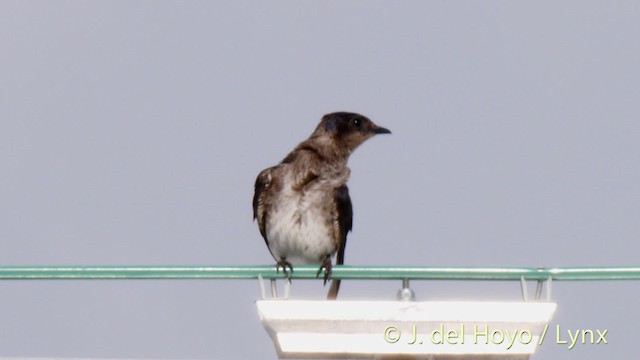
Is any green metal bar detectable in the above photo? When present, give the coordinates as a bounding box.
[0,265,639,281]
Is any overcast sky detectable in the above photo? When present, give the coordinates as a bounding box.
[1,1,639,359]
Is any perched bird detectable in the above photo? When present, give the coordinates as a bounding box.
[252,112,390,299]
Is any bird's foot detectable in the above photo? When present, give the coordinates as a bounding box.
[316,255,333,285]
[275,258,293,281]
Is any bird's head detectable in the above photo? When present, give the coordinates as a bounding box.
[314,112,391,154]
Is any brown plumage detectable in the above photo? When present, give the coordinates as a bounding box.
[253,112,390,299]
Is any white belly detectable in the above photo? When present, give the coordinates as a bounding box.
[265,189,335,265]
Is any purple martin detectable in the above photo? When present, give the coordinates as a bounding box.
[253,112,390,299]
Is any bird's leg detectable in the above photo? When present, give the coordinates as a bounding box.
[275,257,293,282]
[316,255,333,285]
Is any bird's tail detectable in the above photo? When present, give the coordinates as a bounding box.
[327,279,340,300]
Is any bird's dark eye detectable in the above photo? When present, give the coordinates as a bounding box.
[352,118,362,128]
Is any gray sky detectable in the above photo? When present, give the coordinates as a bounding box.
[1,1,638,359]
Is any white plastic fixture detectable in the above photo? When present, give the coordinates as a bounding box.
[256,300,557,359]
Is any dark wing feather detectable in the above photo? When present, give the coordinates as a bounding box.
[253,168,272,244]
[334,185,353,265]
[327,185,353,300]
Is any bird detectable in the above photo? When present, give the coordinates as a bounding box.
[252,111,391,299]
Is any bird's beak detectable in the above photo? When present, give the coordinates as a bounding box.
[372,125,391,134]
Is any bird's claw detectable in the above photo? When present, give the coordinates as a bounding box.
[316,256,333,285]
[275,258,294,282]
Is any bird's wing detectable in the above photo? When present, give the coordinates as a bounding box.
[253,167,273,244]
[327,185,352,300]
[334,185,353,265]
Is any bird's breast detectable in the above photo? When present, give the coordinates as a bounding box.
[265,184,337,265]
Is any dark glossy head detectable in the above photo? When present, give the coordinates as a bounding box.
[315,112,391,152]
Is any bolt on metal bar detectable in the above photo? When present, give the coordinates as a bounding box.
[0,265,639,281]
